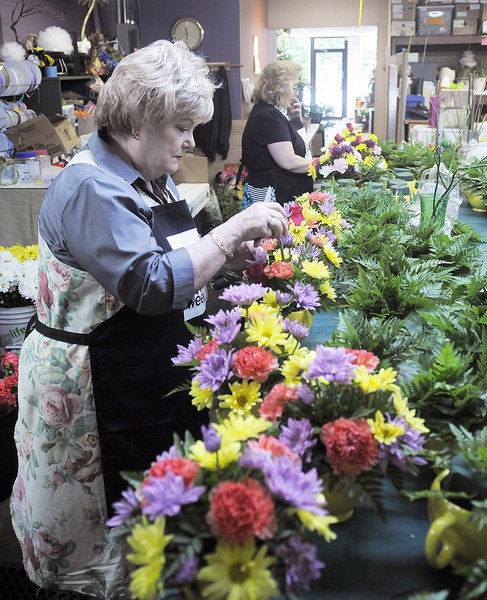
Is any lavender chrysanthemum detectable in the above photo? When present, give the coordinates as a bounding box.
[340,218,352,229]
[297,382,314,405]
[141,472,206,519]
[171,337,203,365]
[169,556,199,585]
[378,416,427,475]
[277,535,325,592]
[238,445,272,471]
[276,291,293,304]
[202,423,222,453]
[280,232,294,246]
[279,418,317,463]
[106,488,141,527]
[219,283,267,306]
[252,245,268,264]
[283,318,310,340]
[155,445,180,462]
[263,455,325,514]
[195,347,234,391]
[205,308,243,344]
[319,201,335,217]
[287,281,320,311]
[305,345,355,383]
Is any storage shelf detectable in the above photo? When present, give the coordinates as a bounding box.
[392,34,487,47]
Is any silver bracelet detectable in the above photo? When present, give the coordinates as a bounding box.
[209,230,233,259]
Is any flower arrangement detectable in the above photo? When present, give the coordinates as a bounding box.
[309,123,388,185]
[107,417,337,600]
[0,244,38,308]
[0,351,19,415]
[213,165,248,222]
[243,190,349,319]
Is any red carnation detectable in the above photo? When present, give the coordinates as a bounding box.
[320,417,378,478]
[148,457,199,488]
[233,346,278,382]
[248,434,299,462]
[263,261,295,280]
[287,203,305,226]
[345,348,380,373]
[2,352,19,370]
[308,191,327,204]
[259,383,298,422]
[207,478,276,545]
[244,262,269,285]
[196,339,219,362]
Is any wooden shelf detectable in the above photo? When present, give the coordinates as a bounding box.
[392,34,487,47]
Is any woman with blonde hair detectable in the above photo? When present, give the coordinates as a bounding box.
[11,40,288,599]
[241,59,313,206]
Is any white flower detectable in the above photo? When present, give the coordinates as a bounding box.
[17,259,38,303]
[318,164,333,179]
[0,248,38,305]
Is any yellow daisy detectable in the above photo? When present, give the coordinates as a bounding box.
[281,347,313,386]
[323,243,342,267]
[189,380,214,411]
[127,516,172,600]
[353,365,399,394]
[356,142,367,152]
[215,413,271,443]
[245,313,289,353]
[301,259,331,279]
[367,410,404,445]
[295,509,337,542]
[246,301,279,319]
[289,221,308,245]
[198,540,278,600]
[218,380,262,415]
[319,281,337,300]
[345,153,358,166]
[188,438,241,470]
[302,205,322,223]
[261,289,278,308]
[319,152,331,163]
[308,163,317,179]
[392,389,429,434]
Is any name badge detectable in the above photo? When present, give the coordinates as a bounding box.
[167,228,207,321]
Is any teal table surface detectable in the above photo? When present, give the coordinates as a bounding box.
[293,202,487,599]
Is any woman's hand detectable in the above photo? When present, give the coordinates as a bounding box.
[289,97,303,120]
[226,201,289,244]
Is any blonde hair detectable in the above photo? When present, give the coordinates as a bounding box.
[95,40,216,137]
[252,60,301,108]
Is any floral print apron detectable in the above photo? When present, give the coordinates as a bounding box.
[10,151,208,598]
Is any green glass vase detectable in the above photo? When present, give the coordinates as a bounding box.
[419,192,448,232]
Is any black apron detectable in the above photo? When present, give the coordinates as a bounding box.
[29,199,209,512]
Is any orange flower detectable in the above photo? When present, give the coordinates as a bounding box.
[345,348,380,373]
[311,235,325,246]
[207,478,276,545]
[197,339,219,361]
[259,383,298,422]
[263,261,295,280]
[308,191,328,204]
[248,434,299,461]
[261,238,278,251]
[147,457,200,488]
[233,346,278,382]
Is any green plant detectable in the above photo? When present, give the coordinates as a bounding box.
[459,158,487,197]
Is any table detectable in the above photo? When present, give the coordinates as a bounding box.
[0,182,210,246]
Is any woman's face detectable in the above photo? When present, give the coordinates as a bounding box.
[136,114,197,180]
[283,80,298,109]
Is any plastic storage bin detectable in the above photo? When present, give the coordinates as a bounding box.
[417,6,454,35]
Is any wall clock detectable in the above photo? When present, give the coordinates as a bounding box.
[171,17,204,51]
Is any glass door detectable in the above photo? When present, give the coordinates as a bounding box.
[312,38,348,119]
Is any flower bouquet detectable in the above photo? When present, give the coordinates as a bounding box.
[107,416,337,600]
[243,191,349,321]
[214,165,248,222]
[0,244,38,308]
[0,350,19,415]
[309,123,388,185]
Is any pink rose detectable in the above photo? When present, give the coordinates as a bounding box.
[35,531,62,558]
[40,384,83,429]
[48,260,71,291]
[37,270,54,315]
[23,533,40,572]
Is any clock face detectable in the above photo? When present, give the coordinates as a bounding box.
[171,18,204,50]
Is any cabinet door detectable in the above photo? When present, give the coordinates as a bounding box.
[24,78,62,117]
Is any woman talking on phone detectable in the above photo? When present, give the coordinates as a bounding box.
[241,59,313,207]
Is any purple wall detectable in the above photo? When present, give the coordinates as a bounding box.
[0,0,242,119]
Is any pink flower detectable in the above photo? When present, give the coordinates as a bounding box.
[40,384,83,429]
[248,434,299,462]
[35,531,62,559]
[37,270,54,313]
[233,346,278,383]
[287,203,305,226]
[48,260,71,291]
[259,383,298,422]
[2,351,19,370]
[345,348,380,373]
[332,158,348,174]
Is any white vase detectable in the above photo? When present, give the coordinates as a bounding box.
[0,305,36,350]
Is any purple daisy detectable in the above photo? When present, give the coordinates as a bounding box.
[106,488,141,527]
[305,345,355,383]
[141,472,206,519]
[263,455,325,514]
[201,423,222,453]
[238,445,273,471]
[279,418,317,463]
[276,291,293,304]
[277,535,325,592]
[297,382,314,405]
[219,283,267,306]
[205,308,243,344]
[169,556,199,585]
[171,337,203,365]
[286,281,320,311]
[195,347,234,391]
[283,318,310,340]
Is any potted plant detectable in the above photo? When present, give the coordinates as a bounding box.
[0,350,20,501]
[458,157,487,212]
[0,244,38,350]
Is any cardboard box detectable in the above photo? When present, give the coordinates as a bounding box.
[171,153,208,185]
[391,20,417,35]
[417,6,454,34]
[5,114,79,156]
[454,5,481,19]
[392,6,416,19]
[452,16,479,32]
